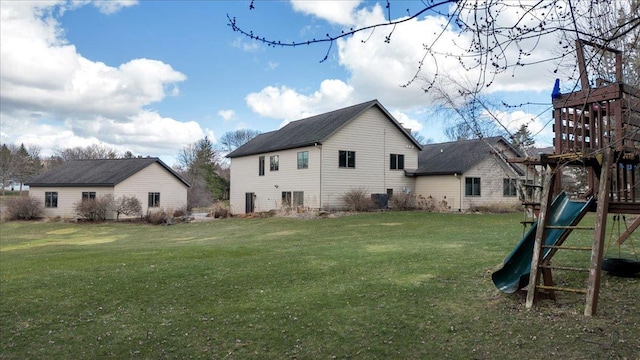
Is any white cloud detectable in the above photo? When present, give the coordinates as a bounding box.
[490,109,554,147]
[390,111,423,133]
[290,0,362,26]
[91,0,138,15]
[218,109,236,121]
[244,1,560,142]
[0,1,199,164]
[231,37,261,52]
[245,79,354,125]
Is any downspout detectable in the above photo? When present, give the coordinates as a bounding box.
[456,173,462,212]
[316,143,322,209]
[383,128,386,191]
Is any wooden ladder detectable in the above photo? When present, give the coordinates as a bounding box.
[525,148,612,316]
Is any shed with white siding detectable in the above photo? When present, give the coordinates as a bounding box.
[27,158,190,219]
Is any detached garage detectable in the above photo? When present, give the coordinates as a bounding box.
[27,158,190,219]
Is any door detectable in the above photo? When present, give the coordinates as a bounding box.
[245,192,255,213]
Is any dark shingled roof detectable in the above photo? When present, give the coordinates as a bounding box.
[227,99,423,158]
[411,136,524,176]
[26,158,190,187]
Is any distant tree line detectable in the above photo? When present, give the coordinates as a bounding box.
[0,129,261,210]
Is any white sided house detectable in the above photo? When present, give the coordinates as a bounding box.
[27,158,190,219]
[227,100,423,214]
[408,137,527,211]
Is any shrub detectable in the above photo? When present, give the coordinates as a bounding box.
[146,209,169,225]
[173,208,186,218]
[341,188,374,212]
[468,203,520,213]
[416,195,450,212]
[4,196,44,220]
[74,194,114,221]
[113,195,142,221]
[390,193,417,210]
[213,203,230,218]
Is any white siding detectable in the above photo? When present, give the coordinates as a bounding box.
[229,146,321,214]
[320,107,419,209]
[114,162,188,216]
[228,107,420,213]
[29,162,188,219]
[29,186,114,219]
[414,175,461,211]
[460,156,522,209]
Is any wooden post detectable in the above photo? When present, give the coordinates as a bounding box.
[526,167,556,309]
[616,216,640,245]
[585,148,612,316]
[576,40,590,90]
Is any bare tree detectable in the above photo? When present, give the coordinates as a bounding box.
[52,144,118,161]
[113,195,142,221]
[217,129,261,154]
[556,0,640,87]
[228,1,639,141]
[229,1,639,90]
[176,136,227,209]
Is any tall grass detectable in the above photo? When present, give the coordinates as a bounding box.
[1,212,638,359]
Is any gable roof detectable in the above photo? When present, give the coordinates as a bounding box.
[410,136,525,176]
[27,158,190,187]
[227,99,423,158]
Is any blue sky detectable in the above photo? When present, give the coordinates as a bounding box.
[1,1,558,166]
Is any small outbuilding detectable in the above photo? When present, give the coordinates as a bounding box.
[27,157,190,219]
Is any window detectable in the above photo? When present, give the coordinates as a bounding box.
[45,192,58,208]
[387,188,393,198]
[293,191,304,207]
[82,192,96,201]
[465,177,481,197]
[281,191,292,207]
[339,150,356,168]
[282,191,304,207]
[390,154,405,170]
[503,178,518,197]
[297,151,309,169]
[270,155,279,171]
[258,156,265,176]
[148,192,160,207]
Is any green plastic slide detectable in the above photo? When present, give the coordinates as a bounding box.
[492,192,593,293]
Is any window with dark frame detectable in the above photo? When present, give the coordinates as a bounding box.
[390,154,405,170]
[465,177,481,197]
[297,151,308,169]
[148,192,160,207]
[338,150,356,168]
[270,155,279,171]
[503,178,518,197]
[82,192,96,201]
[258,156,265,176]
[281,191,292,207]
[293,191,304,207]
[45,192,58,208]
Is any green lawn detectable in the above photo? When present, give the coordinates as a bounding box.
[1,212,638,359]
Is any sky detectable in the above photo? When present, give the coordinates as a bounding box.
[0,0,562,166]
